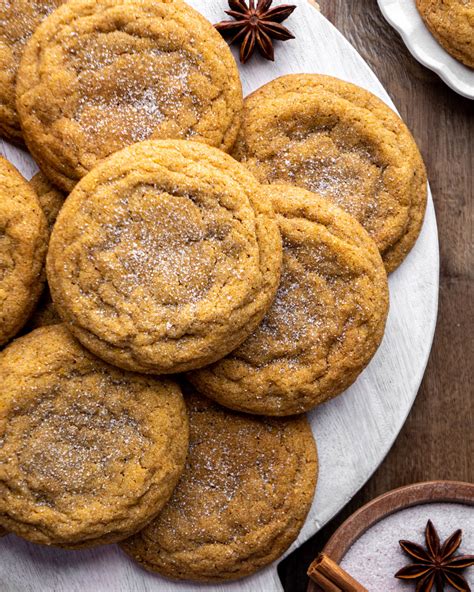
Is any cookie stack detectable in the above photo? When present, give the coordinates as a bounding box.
[0,0,427,583]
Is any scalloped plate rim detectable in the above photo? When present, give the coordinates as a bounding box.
[378,0,474,99]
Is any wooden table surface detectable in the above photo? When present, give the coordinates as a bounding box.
[279,2,474,591]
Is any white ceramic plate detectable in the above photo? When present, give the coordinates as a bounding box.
[0,2,439,591]
[378,0,474,99]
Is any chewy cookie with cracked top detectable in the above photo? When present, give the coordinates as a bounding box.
[416,0,474,68]
[189,185,389,416]
[47,140,282,374]
[0,0,65,144]
[0,157,48,346]
[233,74,427,273]
[0,324,189,548]
[16,0,243,192]
[121,388,318,581]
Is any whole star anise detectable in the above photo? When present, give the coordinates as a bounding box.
[215,0,296,63]
[395,520,474,592]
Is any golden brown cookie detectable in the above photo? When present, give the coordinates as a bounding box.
[189,185,389,416]
[16,0,243,191]
[0,324,189,548]
[23,286,60,332]
[18,173,63,333]
[0,1,65,144]
[47,140,282,374]
[22,173,63,331]
[30,171,65,231]
[416,0,474,68]
[0,157,48,346]
[121,389,318,581]
[233,74,427,273]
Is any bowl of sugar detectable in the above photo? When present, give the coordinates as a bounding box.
[307,481,474,592]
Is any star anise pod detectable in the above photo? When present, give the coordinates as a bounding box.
[395,519,474,592]
[215,0,296,63]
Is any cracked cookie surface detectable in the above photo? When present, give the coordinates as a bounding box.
[0,324,189,548]
[233,74,427,272]
[16,0,243,191]
[0,157,48,346]
[189,185,389,416]
[121,388,318,581]
[47,140,282,374]
[0,0,65,144]
[416,0,474,68]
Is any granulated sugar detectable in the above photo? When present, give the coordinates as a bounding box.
[15,383,149,499]
[340,503,474,591]
[75,49,198,145]
[0,1,60,50]
[269,133,382,221]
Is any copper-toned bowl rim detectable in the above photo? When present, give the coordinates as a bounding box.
[307,480,474,591]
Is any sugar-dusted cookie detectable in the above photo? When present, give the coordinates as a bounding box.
[0,325,188,548]
[0,157,48,346]
[47,140,282,374]
[233,74,427,272]
[16,0,243,191]
[0,0,65,144]
[189,185,389,416]
[416,0,474,68]
[121,389,318,581]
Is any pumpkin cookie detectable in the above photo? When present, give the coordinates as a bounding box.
[0,325,189,548]
[30,172,65,231]
[23,287,61,331]
[233,74,427,272]
[189,185,389,416]
[16,0,243,191]
[0,1,65,144]
[0,157,48,346]
[416,0,474,68]
[47,140,282,374]
[23,174,63,331]
[121,389,318,581]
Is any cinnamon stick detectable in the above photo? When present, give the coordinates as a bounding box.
[308,568,341,592]
[307,553,368,592]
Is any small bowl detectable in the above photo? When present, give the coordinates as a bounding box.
[307,480,474,591]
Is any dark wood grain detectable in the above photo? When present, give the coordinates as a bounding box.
[279,2,474,590]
